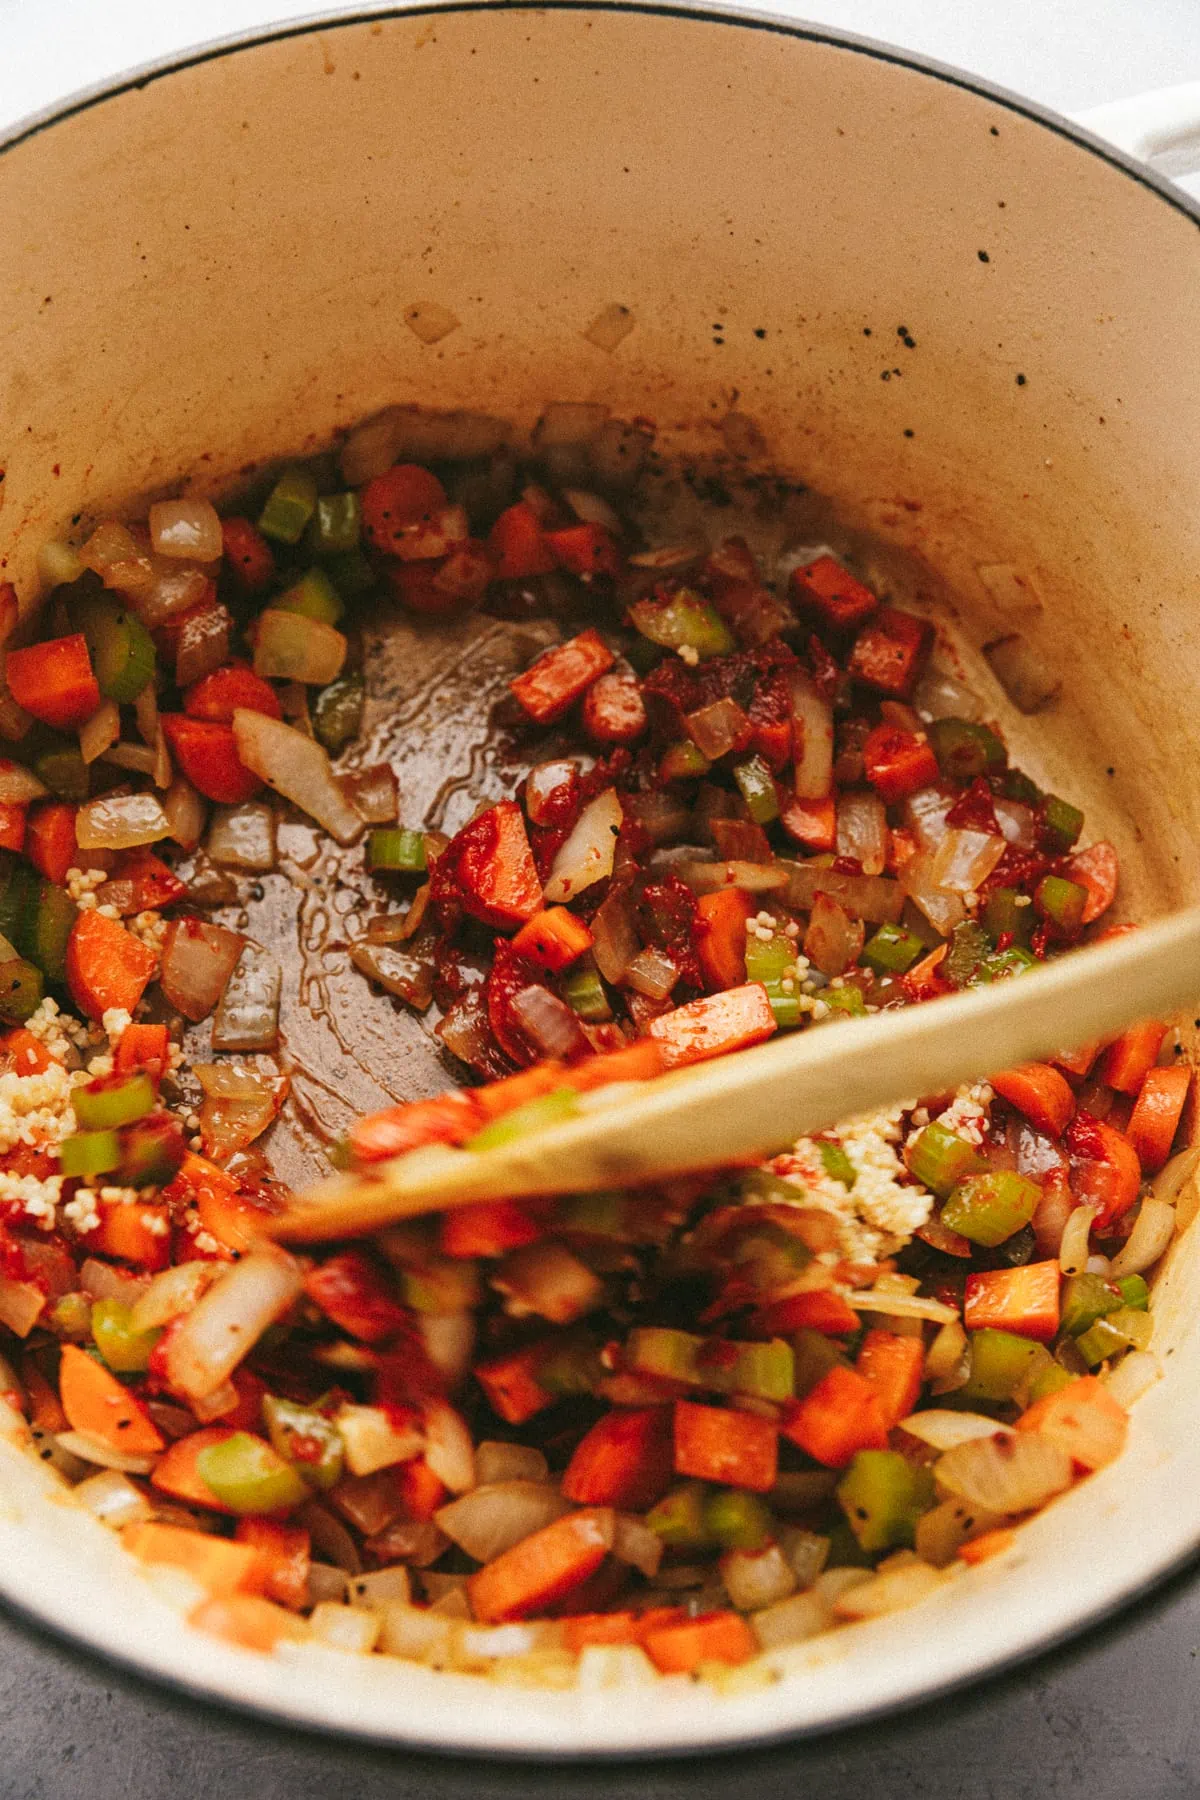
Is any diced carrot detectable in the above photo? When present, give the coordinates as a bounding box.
[564,1039,666,1092]
[466,1508,614,1623]
[964,1261,1061,1343]
[916,1211,973,1258]
[1051,1041,1100,1079]
[439,1199,543,1259]
[780,1365,888,1468]
[1097,1021,1167,1096]
[26,802,79,886]
[543,524,622,581]
[0,802,26,853]
[115,1022,171,1085]
[780,794,837,853]
[581,669,647,747]
[171,1155,269,1256]
[648,982,777,1068]
[1017,1374,1128,1470]
[958,1527,1016,1566]
[847,606,930,698]
[160,714,262,804]
[65,908,159,1020]
[642,1610,758,1674]
[473,1061,569,1120]
[561,1610,644,1653]
[695,888,753,992]
[394,1456,446,1522]
[1067,841,1119,924]
[361,464,448,555]
[151,1426,242,1511]
[861,724,939,804]
[99,848,188,915]
[3,1028,52,1076]
[210,1368,270,1433]
[672,1400,778,1493]
[189,1592,308,1652]
[184,661,282,724]
[855,1329,926,1429]
[1064,1112,1143,1226]
[58,1343,164,1455]
[448,799,544,929]
[123,1522,267,1596]
[511,906,594,972]
[6,634,100,730]
[473,1344,555,1425]
[221,517,276,594]
[303,1250,408,1342]
[1127,1065,1191,1174]
[21,1359,66,1431]
[487,501,557,581]
[234,1518,310,1610]
[561,1406,675,1511]
[749,1288,860,1336]
[990,1063,1075,1138]
[349,1090,485,1164]
[509,629,616,725]
[84,1199,172,1272]
[788,555,878,630]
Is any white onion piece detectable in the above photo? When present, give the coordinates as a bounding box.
[79,700,120,766]
[80,1258,150,1305]
[844,1291,960,1324]
[434,1482,570,1563]
[836,789,888,876]
[562,489,623,533]
[832,1561,944,1619]
[55,1431,157,1475]
[900,848,968,935]
[164,1251,303,1400]
[76,792,171,850]
[936,1432,1072,1513]
[0,759,46,804]
[296,1500,362,1575]
[474,1442,548,1486]
[752,1588,833,1649]
[543,788,623,904]
[509,984,588,1058]
[0,1276,44,1337]
[149,498,223,562]
[419,1311,475,1388]
[422,1399,476,1494]
[677,859,790,897]
[206,801,276,871]
[37,540,84,591]
[232,709,363,845]
[915,1497,1007,1568]
[74,1469,154,1527]
[903,784,956,851]
[195,1059,283,1156]
[912,666,983,722]
[1109,1198,1177,1278]
[984,634,1060,713]
[590,889,639,983]
[993,796,1039,850]
[899,1410,1012,1450]
[1104,1349,1162,1408]
[129,1260,220,1333]
[625,947,679,1001]
[1059,1203,1100,1276]
[496,1241,603,1324]
[929,826,1007,894]
[721,1544,797,1612]
[159,917,244,1020]
[1152,1144,1200,1205]
[612,1513,663,1578]
[781,861,905,923]
[343,764,398,825]
[253,610,346,685]
[162,774,207,850]
[803,891,863,979]
[102,742,156,777]
[211,944,282,1054]
[525,759,583,826]
[787,671,834,800]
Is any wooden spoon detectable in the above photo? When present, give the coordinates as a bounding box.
[268,908,1200,1241]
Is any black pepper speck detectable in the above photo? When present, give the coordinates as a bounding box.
[1016,373,1027,386]
[978,250,991,263]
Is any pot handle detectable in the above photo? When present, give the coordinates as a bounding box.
[1072,82,1200,178]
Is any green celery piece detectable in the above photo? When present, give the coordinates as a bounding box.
[862,921,925,975]
[34,744,89,801]
[1059,1272,1121,1338]
[307,491,362,555]
[983,886,1032,946]
[997,767,1042,806]
[627,1326,703,1383]
[764,985,803,1028]
[984,946,1038,980]
[0,958,43,1024]
[90,1298,161,1374]
[824,1519,875,1568]
[58,1129,121,1179]
[732,755,780,825]
[26,882,76,986]
[366,827,426,874]
[1074,1310,1152,1366]
[72,1073,156,1132]
[563,962,612,1022]
[1035,875,1087,936]
[792,1328,845,1397]
[536,1334,604,1396]
[945,920,992,989]
[275,566,345,626]
[906,1121,986,1199]
[646,1483,712,1549]
[822,985,867,1017]
[926,717,1007,780]
[68,589,156,704]
[258,467,318,545]
[465,1087,580,1151]
[324,548,377,599]
[837,1450,934,1552]
[941,1171,1041,1246]
[629,589,735,660]
[0,862,38,954]
[1041,794,1084,852]
[311,671,365,754]
[1026,1362,1077,1404]
[705,1488,774,1551]
[961,1328,1047,1403]
[262,1395,344,1490]
[1116,1274,1150,1312]
[195,1430,311,1513]
[744,935,793,985]
[716,1338,795,1402]
[117,1117,187,1189]
[659,740,711,781]
[818,1140,857,1189]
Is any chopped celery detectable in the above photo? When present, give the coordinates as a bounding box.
[194,1430,311,1513]
[818,1140,856,1188]
[983,887,1032,946]
[312,671,365,754]
[629,589,735,660]
[0,958,43,1024]
[906,1121,986,1199]
[275,566,345,626]
[837,1450,934,1553]
[262,1395,344,1491]
[1076,1307,1153,1366]
[563,962,612,1022]
[0,862,37,951]
[945,920,992,988]
[118,1117,187,1188]
[942,1171,1041,1246]
[983,945,1038,980]
[366,827,426,874]
[733,755,780,825]
[26,882,76,986]
[537,1335,604,1396]
[862,921,925,976]
[824,1519,875,1569]
[58,1129,121,1179]
[765,987,803,1028]
[1026,1361,1076,1404]
[822,984,867,1018]
[704,1488,774,1551]
[34,744,89,801]
[324,548,377,599]
[90,1297,161,1374]
[72,1073,156,1132]
[628,1327,794,1401]
[927,717,1007,780]
[628,1326,702,1383]
[1034,875,1087,936]
[744,935,793,985]
[646,1483,712,1548]
[257,467,319,545]
[1116,1273,1150,1312]
[792,1328,844,1397]
[307,491,362,555]
[1041,794,1084,852]
[961,1328,1048,1403]
[1060,1272,1121,1338]
[68,590,156,704]
[465,1087,580,1151]
[659,740,711,781]
[998,767,1042,806]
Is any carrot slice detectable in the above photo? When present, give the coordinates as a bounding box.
[84,1199,171,1271]
[3,1028,52,1076]
[473,1344,555,1425]
[1127,1064,1191,1174]
[1017,1374,1128,1470]
[115,1022,171,1084]
[749,1288,860,1335]
[780,1365,888,1468]
[189,1592,308,1651]
[958,1527,1016,1566]
[642,1610,758,1674]
[561,1406,675,1511]
[1064,1113,1143,1226]
[963,1261,1061,1343]
[487,502,557,581]
[780,795,837,853]
[0,802,26,853]
[160,714,262,805]
[466,1508,615,1623]
[564,1039,666,1092]
[349,1090,485,1164]
[990,1063,1075,1138]
[509,629,615,725]
[1067,841,1119,924]
[1051,1041,1101,1079]
[184,661,282,724]
[6,635,100,730]
[648,982,777,1068]
[855,1329,926,1428]
[1097,1021,1167,1096]
[439,1200,542,1259]
[58,1343,164,1454]
[151,1426,242,1512]
[234,1518,310,1610]
[695,888,753,991]
[65,908,158,1019]
[511,906,594,972]
[394,1456,446,1522]
[123,1522,268,1596]
[26,802,79,886]
[672,1400,778,1492]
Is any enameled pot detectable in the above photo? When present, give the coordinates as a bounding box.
[2,3,1200,1755]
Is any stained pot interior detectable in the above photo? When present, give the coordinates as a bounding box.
[1,3,1199,1750]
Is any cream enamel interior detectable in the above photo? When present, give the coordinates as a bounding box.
[1,2,1200,1752]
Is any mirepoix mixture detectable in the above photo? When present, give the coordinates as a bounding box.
[0,402,1190,1685]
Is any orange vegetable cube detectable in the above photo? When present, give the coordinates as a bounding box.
[466,1508,615,1623]
[648,982,776,1068]
[58,1343,164,1455]
[964,1261,1061,1343]
[672,1400,778,1493]
[1017,1375,1128,1470]
[512,906,594,972]
[123,1522,267,1596]
[990,1063,1075,1138]
[780,1365,888,1468]
[642,1609,758,1674]
[561,1406,675,1511]
[855,1329,926,1428]
[695,888,753,992]
[1127,1065,1191,1174]
[189,1592,309,1652]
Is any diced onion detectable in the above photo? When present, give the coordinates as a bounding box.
[76,792,171,850]
[832,1562,945,1619]
[563,489,623,533]
[419,1311,476,1388]
[836,789,888,877]
[583,305,638,355]
[253,610,346,685]
[80,1259,149,1305]
[162,774,207,850]
[509,984,589,1058]
[912,666,983,722]
[915,1497,1006,1568]
[1059,1202,1100,1276]
[174,602,231,689]
[73,1469,154,1527]
[751,1588,832,1650]
[422,1399,476,1494]
[37,540,84,591]
[900,849,967,936]
[232,708,363,845]
[134,564,212,628]
[590,888,639,983]
[434,1482,570,1563]
[924,1318,970,1394]
[929,827,1007,894]
[803,892,863,979]
[391,503,470,565]
[787,671,834,801]
[206,802,277,871]
[80,521,155,596]
[782,861,905,924]
[102,742,156,776]
[130,1261,220,1333]
[0,759,46,804]
[149,498,223,562]
[0,1276,44,1337]
[543,788,623,904]
[903,785,956,852]
[984,634,1060,713]
[1105,1349,1162,1407]
[676,859,789,897]
[686,699,750,762]
[165,1251,303,1399]
[1152,1145,1200,1206]
[899,1409,1012,1450]
[935,1431,1072,1513]
[624,948,679,1001]
[1109,1198,1177,1278]
[721,1544,797,1612]
[194,1059,283,1155]
[341,406,510,486]
[160,918,244,1021]
[993,796,1039,850]
[474,1442,548,1486]
[844,1291,960,1324]
[350,939,435,1011]
[343,765,398,825]
[403,301,461,345]
[612,1514,663,1578]
[55,1431,157,1474]
[525,760,583,827]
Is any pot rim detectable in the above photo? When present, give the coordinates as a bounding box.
[1,0,1199,1758]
